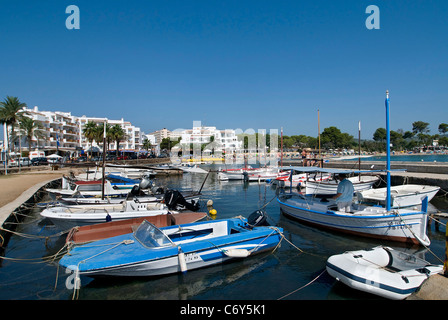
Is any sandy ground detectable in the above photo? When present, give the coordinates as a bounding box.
[0,168,79,208]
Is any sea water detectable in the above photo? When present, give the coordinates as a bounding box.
[0,167,446,300]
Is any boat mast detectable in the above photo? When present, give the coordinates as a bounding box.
[358,121,361,180]
[318,109,321,167]
[385,91,391,211]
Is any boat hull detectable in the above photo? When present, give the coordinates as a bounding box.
[326,247,443,300]
[277,194,430,245]
[60,218,283,277]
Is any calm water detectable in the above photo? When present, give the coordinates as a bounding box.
[0,167,447,300]
[363,154,448,162]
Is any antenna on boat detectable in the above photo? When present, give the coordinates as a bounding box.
[385,90,391,211]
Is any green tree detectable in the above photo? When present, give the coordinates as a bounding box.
[412,121,430,134]
[82,121,99,158]
[373,128,387,142]
[320,126,353,149]
[0,96,27,152]
[18,116,45,151]
[438,123,448,135]
[109,124,126,157]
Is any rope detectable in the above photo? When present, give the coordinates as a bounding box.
[277,269,326,300]
[393,211,444,264]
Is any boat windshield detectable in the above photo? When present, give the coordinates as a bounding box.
[134,220,174,248]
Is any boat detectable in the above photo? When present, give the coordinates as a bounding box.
[218,166,288,181]
[357,184,440,208]
[305,174,379,196]
[271,169,331,188]
[326,246,443,300]
[277,91,431,246]
[45,177,134,199]
[277,191,431,245]
[66,211,208,245]
[40,200,174,230]
[59,214,283,277]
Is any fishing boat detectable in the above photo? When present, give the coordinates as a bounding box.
[277,91,431,246]
[326,246,443,300]
[357,184,440,208]
[59,215,283,277]
[305,174,379,196]
[277,191,430,245]
[66,211,208,245]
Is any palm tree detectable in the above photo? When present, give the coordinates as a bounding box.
[82,121,98,158]
[109,124,126,157]
[0,96,27,152]
[18,116,45,152]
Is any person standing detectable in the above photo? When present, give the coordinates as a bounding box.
[332,173,354,212]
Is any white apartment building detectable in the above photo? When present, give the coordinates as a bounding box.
[178,122,242,155]
[12,106,142,155]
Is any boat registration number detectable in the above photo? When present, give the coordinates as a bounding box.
[185,253,201,262]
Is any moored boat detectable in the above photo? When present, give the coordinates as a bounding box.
[277,192,430,245]
[357,184,440,208]
[66,211,208,245]
[59,216,283,277]
[326,246,443,300]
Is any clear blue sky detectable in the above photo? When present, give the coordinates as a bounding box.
[1,0,447,140]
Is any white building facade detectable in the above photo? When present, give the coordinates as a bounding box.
[12,106,142,155]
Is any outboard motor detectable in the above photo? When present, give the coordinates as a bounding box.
[139,175,151,189]
[247,210,269,227]
[163,190,200,211]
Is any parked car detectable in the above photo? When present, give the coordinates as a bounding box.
[9,157,31,167]
[31,157,49,166]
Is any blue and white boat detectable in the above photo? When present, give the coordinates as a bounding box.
[277,91,431,246]
[59,216,283,277]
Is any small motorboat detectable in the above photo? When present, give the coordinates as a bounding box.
[40,200,173,230]
[66,211,208,245]
[326,246,443,300]
[59,214,283,277]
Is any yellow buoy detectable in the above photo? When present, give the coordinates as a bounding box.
[209,209,217,215]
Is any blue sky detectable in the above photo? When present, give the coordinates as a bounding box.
[1,0,447,140]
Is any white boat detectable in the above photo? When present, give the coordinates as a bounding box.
[305,175,379,195]
[271,170,331,188]
[278,91,432,246]
[218,166,288,181]
[357,184,440,208]
[45,178,131,198]
[277,192,430,245]
[40,200,176,230]
[326,246,443,300]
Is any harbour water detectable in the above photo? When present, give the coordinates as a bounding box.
[359,154,448,163]
[0,167,447,300]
